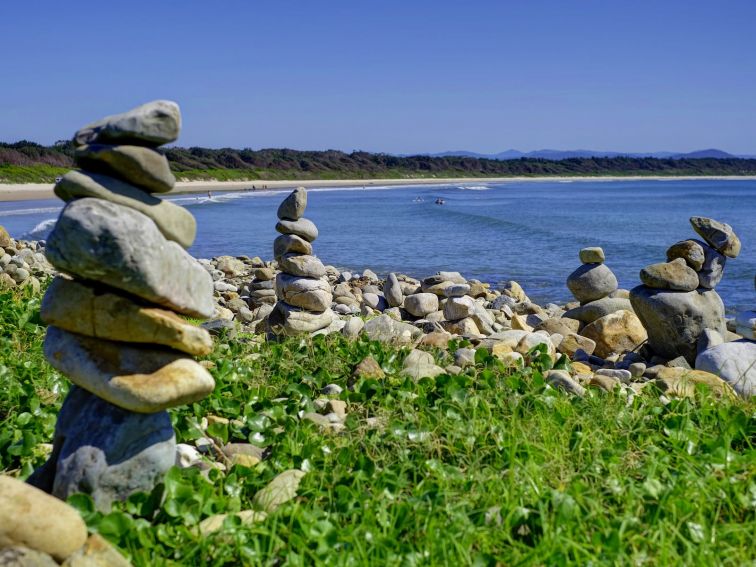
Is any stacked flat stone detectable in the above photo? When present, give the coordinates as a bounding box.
[630,216,739,366]
[566,247,619,304]
[268,188,335,336]
[28,101,215,511]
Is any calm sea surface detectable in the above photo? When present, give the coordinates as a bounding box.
[1,179,754,313]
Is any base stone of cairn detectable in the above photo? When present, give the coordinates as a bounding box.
[28,101,215,511]
[631,216,737,366]
[268,187,334,337]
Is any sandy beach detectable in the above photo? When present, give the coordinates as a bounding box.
[2,175,756,203]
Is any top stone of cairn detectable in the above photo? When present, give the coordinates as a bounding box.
[689,216,741,258]
[277,187,307,221]
[74,100,181,147]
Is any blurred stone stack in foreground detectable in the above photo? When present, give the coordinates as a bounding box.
[28,101,216,511]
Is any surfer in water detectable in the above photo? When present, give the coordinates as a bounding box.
[207,190,212,199]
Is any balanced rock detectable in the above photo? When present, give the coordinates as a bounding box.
[54,170,195,247]
[74,100,180,147]
[27,386,176,512]
[44,327,215,413]
[277,253,326,278]
[639,258,699,291]
[630,286,726,364]
[579,247,605,264]
[0,476,88,561]
[696,340,756,398]
[666,240,705,271]
[46,198,213,318]
[268,302,334,335]
[580,309,647,358]
[275,218,319,242]
[563,296,633,324]
[690,216,740,258]
[275,273,332,311]
[566,263,618,303]
[273,234,313,259]
[74,144,175,193]
[697,242,726,289]
[277,187,307,220]
[41,277,213,356]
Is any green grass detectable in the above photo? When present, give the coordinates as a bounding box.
[0,164,70,183]
[1,287,754,566]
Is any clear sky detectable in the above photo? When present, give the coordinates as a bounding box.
[2,0,755,154]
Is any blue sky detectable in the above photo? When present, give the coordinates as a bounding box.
[2,1,755,153]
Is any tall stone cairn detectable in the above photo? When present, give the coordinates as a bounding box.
[28,101,216,511]
[267,188,335,336]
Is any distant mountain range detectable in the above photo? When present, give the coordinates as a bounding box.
[417,148,756,160]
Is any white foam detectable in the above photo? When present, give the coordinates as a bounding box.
[22,218,57,240]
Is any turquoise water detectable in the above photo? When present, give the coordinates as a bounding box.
[1,179,754,312]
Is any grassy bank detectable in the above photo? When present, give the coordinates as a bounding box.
[1,286,754,565]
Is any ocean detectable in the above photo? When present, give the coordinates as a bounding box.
[1,179,754,313]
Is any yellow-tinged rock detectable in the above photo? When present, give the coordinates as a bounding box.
[41,277,213,356]
[580,310,647,358]
[497,351,524,368]
[0,476,88,561]
[198,510,268,535]
[44,327,215,413]
[61,534,131,567]
[230,453,261,467]
[655,367,736,399]
[589,374,620,392]
[491,342,514,357]
[511,314,533,332]
[571,361,593,375]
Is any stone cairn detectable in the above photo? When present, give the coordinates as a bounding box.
[28,101,216,511]
[629,216,739,366]
[267,187,335,336]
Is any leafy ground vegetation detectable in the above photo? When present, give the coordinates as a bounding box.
[1,286,755,566]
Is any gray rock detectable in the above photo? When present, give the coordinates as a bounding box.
[278,253,326,278]
[697,329,724,354]
[444,296,476,320]
[404,293,439,318]
[0,546,59,566]
[362,292,387,311]
[630,285,726,365]
[735,310,756,340]
[454,347,478,368]
[363,314,423,345]
[640,259,699,291]
[273,234,312,259]
[696,340,756,398]
[268,302,334,336]
[444,284,471,298]
[666,356,692,369]
[697,241,726,289]
[275,218,319,242]
[690,216,741,258]
[74,100,180,147]
[546,370,586,396]
[75,145,175,193]
[383,273,403,307]
[563,296,633,324]
[579,247,605,264]
[401,349,445,379]
[629,362,646,378]
[595,368,632,382]
[46,199,213,318]
[55,170,195,247]
[275,273,332,311]
[342,316,365,338]
[277,187,307,221]
[666,240,705,271]
[566,263,618,303]
[28,387,175,512]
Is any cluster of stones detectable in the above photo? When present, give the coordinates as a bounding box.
[267,187,335,336]
[27,101,216,511]
[0,226,53,292]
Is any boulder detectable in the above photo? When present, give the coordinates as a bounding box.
[74,100,180,147]
[630,286,726,364]
[363,314,422,345]
[74,145,175,193]
[41,278,213,356]
[275,218,319,242]
[580,309,647,359]
[695,340,756,398]
[383,273,404,307]
[666,239,705,271]
[46,199,213,318]
[404,293,439,317]
[654,367,736,399]
[55,170,195,247]
[277,254,326,278]
[690,216,740,258]
[275,273,332,311]
[43,327,215,413]
[268,302,334,335]
[28,386,176,512]
[277,187,307,221]
[563,296,633,324]
[558,333,596,356]
[566,263,618,303]
[443,296,476,320]
[639,259,699,291]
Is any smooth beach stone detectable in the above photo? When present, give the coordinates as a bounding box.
[0,547,59,566]
[735,310,756,340]
[54,170,195,247]
[566,263,618,303]
[403,292,439,317]
[444,284,471,298]
[75,144,175,193]
[579,247,605,264]
[471,304,495,334]
[74,99,181,147]
[690,216,741,258]
[362,314,423,345]
[401,349,445,380]
[277,187,307,221]
[563,296,633,324]
[444,296,476,320]
[654,367,736,400]
[629,285,726,364]
[273,234,313,259]
[60,534,132,567]
[253,469,306,513]
[0,476,88,561]
[443,317,482,337]
[275,218,319,242]
[639,259,699,291]
[268,301,334,335]
[0,225,11,247]
[437,271,467,284]
[27,386,175,512]
[275,273,332,311]
[46,199,213,318]
[40,277,213,356]
[278,253,326,278]
[695,340,756,398]
[43,327,215,413]
[383,272,404,308]
[666,239,706,271]
[697,241,726,289]
[546,370,586,396]
[558,333,596,356]
[580,310,648,359]
[535,317,581,336]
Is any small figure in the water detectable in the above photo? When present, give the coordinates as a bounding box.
[207,191,212,199]
[435,197,445,205]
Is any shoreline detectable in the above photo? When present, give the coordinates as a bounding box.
[2,174,756,203]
